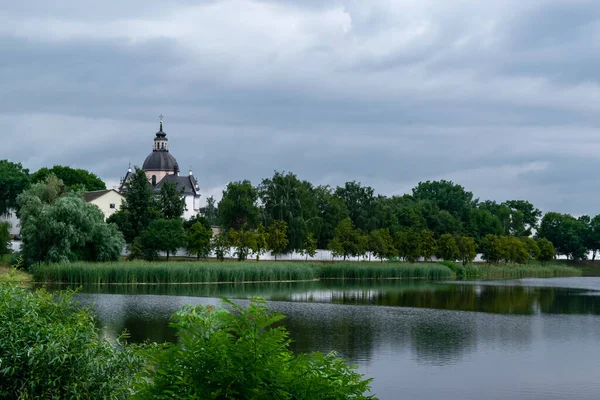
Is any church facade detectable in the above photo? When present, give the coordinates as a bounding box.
[119,118,201,220]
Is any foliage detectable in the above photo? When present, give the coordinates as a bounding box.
[31,165,106,191]
[0,159,30,216]
[394,229,421,263]
[420,229,437,261]
[536,238,556,264]
[335,181,376,232]
[412,180,475,224]
[228,227,257,261]
[203,195,219,226]
[329,217,362,260]
[314,185,350,249]
[0,222,10,256]
[436,233,460,261]
[218,180,260,230]
[186,222,213,259]
[212,232,230,261]
[140,219,186,260]
[18,175,124,266]
[301,233,318,261]
[267,219,289,260]
[133,298,374,400]
[250,223,269,261]
[259,171,320,252]
[111,168,160,243]
[157,181,186,219]
[521,237,541,260]
[183,214,211,231]
[538,212,588,260]
[455,236,477,265]
[367,229,395,262]
[0,281,142,399]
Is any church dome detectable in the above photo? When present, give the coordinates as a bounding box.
[142,151,179,171]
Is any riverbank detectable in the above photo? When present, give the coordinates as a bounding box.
[31,260,580,285]
[0,255,31,283]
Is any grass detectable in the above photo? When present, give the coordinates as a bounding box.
[30,260,582,285]
[454,263,581,279]
[0,254,32,284]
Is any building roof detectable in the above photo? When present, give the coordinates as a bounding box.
[142,151,179,171]
[83,189,122,203]
[154,174,200,196]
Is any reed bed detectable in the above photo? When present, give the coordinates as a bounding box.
[457,263,581,279]
[317,262,453,280]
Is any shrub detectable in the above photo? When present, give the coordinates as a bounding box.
[0,280,142,399]
[133,298,375,399]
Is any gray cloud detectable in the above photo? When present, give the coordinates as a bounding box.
[2,0,600,215]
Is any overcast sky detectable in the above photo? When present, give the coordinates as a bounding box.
[2,0,600,214]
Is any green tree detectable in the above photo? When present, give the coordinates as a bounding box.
[186,222,213,259]
[229,228,256,261]
[589,215,600,261]
[0,222,10,256]
[18,175,124,266]
[132,298,373,400]
[140,219,186,261]
[436,233,460,262]
[203,195,219,226]
[158,181,186,219]
[335,181,376,232]
[538,212,587,260]
[412,180,475,224]
[503,200,541,236]
[314,185,349,249]
[328,217,361,260]
[456,236,477,266]
[267,220,289,260]
[537,238,556,264]
[0,160,30,216]
[110,168,160,243]
[259,171,320,252]
[301,233,318,261]
[218,180,260,230]
[183,214,211,232]
[212,232,229,261]
[250,224,269,261]
[480,234,501,264]
[31,165,105,191]
[420,229,437,261]
[521,237,541,261]
[368,229,395,262]
[394,229,421,263]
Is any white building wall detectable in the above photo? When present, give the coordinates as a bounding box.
[0,210,21,237]
[89,191,124,220]
[183,195,200,220]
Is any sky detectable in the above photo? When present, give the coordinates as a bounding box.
[2,0,600,214]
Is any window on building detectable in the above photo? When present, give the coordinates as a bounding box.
[152,175,157,186]
[109,203,116,209]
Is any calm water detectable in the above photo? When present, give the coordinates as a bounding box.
[61,278,600,399]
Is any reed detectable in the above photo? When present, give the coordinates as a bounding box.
[317,262,453,280]
[456,263,581,279]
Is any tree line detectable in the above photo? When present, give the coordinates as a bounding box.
[1,158,599,263]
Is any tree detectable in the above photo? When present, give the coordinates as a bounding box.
[18,175,124,266]
[335,181,376,232]
[267,220,289,260]
[301,233,318,261]
[158,181,186,219]
[589,215,600,261]
[0,222,10,256]
[328,217,361,260]
[502,200,541,236]
[183,214,211,232]
[538,212,587,260]
[314,185,349,249]
[537,238,556,264]
[31,165,105,191]
[228,228,256,261]
[436,233,460,262]
[250,224,269,261]
[394,229,421,263]
[368,229,395,262]
[212,232,229,261]
[203,195,219,226]
[218,180,259,230]
[420,229,437,261]
[521,237,540,261]
[455,236,476,266]
[480,234,502,264]
[0,160,30,216]
[186,222,213,259]
[110,168,160,243]
[140,219,186,261]
[412,180,475,223]
[259,171,320,252]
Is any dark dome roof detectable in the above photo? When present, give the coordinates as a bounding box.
[142,151,179,171]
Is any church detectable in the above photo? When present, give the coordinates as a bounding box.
[119,117,201,220]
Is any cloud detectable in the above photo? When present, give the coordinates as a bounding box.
[2,0,600,214]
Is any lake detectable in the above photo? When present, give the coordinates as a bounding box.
[63,278,600,399]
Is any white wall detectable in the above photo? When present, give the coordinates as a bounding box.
[0,210,21,237]
[89,191,124,220]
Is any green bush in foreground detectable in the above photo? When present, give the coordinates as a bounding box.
[0,280,142,399]
[134,298,375,399]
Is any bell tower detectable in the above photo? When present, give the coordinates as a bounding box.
[153,114,168,152]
